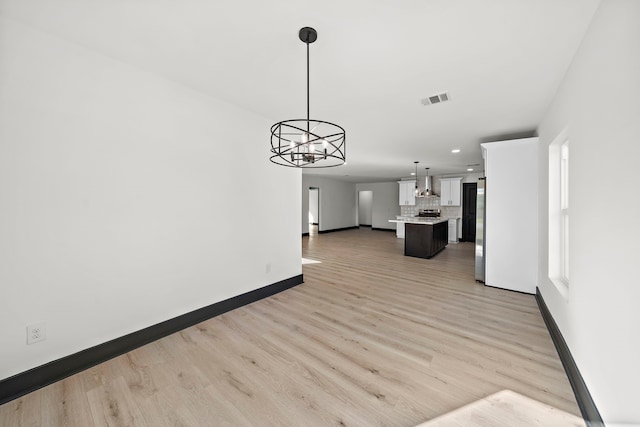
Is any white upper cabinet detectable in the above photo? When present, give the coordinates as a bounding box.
[440,177,462,206]
[398,181,416,206]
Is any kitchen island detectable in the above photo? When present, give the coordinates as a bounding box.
[389,218,448,259]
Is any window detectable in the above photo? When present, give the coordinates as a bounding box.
[560,142,569,283]
[549,130,569,297]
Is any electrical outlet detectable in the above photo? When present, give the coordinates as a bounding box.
[27,323,46,345]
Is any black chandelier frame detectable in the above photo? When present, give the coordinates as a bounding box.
[270,27,346,168]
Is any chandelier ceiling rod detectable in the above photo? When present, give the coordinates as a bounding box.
[306,31,310,131]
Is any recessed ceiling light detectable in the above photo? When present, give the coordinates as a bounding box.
[410,172,416,176]
[467,168,473,172]
[451,149,461,153]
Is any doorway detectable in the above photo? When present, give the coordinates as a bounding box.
[358,191,373,227]
[462,183,477,242]
[308,187,319,235]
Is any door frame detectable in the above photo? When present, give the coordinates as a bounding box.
[461,182,477,242]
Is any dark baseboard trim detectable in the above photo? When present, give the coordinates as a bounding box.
[359,224,372,227]
[318,226,359,234]
[302,232,310,236]
[535,288,603,427]
[311,222,318,226]
[371,227,395,232]
[0,274,304,406]
[483,284,534,296]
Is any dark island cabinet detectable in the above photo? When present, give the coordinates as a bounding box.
[404,221,448,259]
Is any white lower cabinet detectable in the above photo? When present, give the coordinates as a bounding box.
[448,218,459,243]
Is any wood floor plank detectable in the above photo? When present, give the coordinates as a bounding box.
[0,228,582,426]
[41,376,96,427]
[0,389,42,427]
[205,313,375,426]
[86,376,147,427]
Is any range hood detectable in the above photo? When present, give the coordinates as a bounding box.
[418,169,438,197]
[410,163,438,198]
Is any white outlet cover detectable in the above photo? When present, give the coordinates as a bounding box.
[27,322,46,345]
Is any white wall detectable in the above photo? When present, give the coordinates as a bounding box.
[301,175,356,234]
[357,191,373,226]
[0,17,301,380]
[537,0,640,424]
[355,182,400,230]
[482,138,538,294]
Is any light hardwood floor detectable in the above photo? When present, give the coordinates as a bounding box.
[0,228,582,426]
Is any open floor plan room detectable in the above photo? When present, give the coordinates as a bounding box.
[0,228,582,426]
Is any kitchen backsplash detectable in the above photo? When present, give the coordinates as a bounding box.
[399,196,440,216]
[439,206,460,218]
[399,199,460,218]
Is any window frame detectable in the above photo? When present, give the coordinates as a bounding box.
[560,141,569,284]
[548,129,570,298]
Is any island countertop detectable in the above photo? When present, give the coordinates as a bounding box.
[388,218,448,225]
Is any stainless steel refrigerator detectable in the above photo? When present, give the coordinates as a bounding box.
[475,177,485,282]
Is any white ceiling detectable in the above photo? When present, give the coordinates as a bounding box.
[0,0,600,182]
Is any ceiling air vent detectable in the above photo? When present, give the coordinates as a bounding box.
[421,91,450,106]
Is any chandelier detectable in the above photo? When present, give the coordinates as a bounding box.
[270,27,346,168]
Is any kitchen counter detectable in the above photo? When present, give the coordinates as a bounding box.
[389,218,448,239]
[389,218,448,225]
[404,221,448,259]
